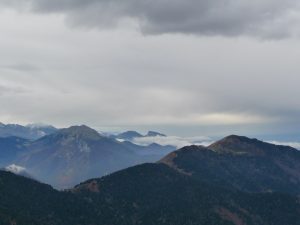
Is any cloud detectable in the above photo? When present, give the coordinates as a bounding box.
[0,83,29,96]
[1,0,300,38]
[266,141,300,150]
[132,135,213,149]
[116,112,274,126]
[132,136,300,150]
[0,63,40,72]
[0,9,300,138]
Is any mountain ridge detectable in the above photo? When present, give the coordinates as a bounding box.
[112,130,167,141]
[160,135,300,194]
[14,125,174,188]
[0,122,57,140]
[1,134,300,224]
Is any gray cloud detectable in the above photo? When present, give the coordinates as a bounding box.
[0,63,40,72]
[131,135,213,149]
[0,6,300,140]
[1,0,300,38]
[0,84,29,96]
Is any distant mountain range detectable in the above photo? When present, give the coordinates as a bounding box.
[0,123,57,140]
[110,130,166,141]
[0,125,175,188]
[0,135,300,225]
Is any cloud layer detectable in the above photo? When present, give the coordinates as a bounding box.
[267,141,300,150]
[0,3,300,139]
[2,0,300,38]
[132,135,213,149]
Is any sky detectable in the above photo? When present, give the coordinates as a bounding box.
[0,0,300,140]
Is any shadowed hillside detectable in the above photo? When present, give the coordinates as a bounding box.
[160,135,300,194]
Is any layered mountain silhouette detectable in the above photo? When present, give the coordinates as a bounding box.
[3,125,175,188]
[111,130,167,141]
[0,123,57,140]
[1,128,300,224]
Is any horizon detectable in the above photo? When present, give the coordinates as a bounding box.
[1,121,300,150]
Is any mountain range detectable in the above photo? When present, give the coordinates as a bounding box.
[111,130,166,141]
[0,125,175,188]
[0,123,57,140]
[0,135,300,225]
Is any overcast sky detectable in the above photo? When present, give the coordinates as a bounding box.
[0,0,300,139]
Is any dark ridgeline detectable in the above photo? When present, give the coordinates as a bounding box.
[160,135,300,194]
[0,134,300,225]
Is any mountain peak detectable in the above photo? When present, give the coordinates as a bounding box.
[58,125,102,140]
[214,135,259,144]
[146,131,166,137]
[208,135,285,156]
[116,131,143,140]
